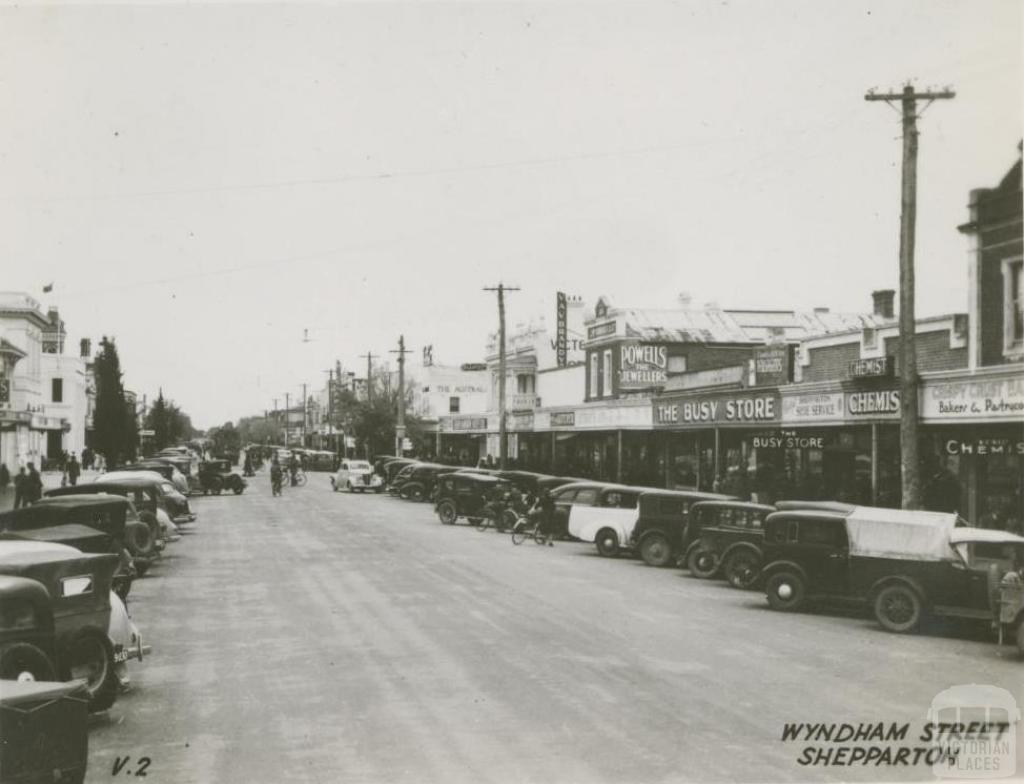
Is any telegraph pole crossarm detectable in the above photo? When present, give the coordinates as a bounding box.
[865,82,954,510]
[484,283,521,470]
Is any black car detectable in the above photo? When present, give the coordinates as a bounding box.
[197,460,247,495]
[629,490,735,568]
[681,501,775,588]
[759,506,1024,633]
[395,463,451,501]
[435,473,513,526]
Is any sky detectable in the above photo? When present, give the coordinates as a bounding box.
[1,0,1020,429]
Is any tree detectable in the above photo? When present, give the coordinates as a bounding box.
[93,336,136,466]
[143,391,198,453]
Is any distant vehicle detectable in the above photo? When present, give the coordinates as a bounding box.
[434,473,513,526]
[331,460,384,493]
[197,460,247,495]
[629,490,735,568]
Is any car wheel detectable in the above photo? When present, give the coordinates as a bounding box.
[134,559,151,577]
[874,584,923,633]
[437,501,457,525]
[232,480,244,495]
[209,476,223,495]
[765,571,806,612]
[686,547,719,578]
[347,481,354,493]
[137,512,161,550]
[595,528,619,557]
[63,630,118,712]
[409,486,425,502]
[0,642,56,682]
[639,533,673,567]
[723,549,762,590]
[125,522,156,558]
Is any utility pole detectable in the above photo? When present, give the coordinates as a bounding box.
[865,83,954,510]
[284,392,290,447]
[301,383,308,448]
[391,336,412,457]
[484,282,520,469]
[359,351,376,459]
[323,368,334,454]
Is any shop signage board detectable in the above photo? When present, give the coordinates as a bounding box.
[452,416,488,431]
[848,356,895,379]
[943,437,1024,456]
[618,342,668,389]
[751,429,827,450]
[550,411,575,427]
[654,390,781,428]
[556,292,568,367]
[665,364,745,391]
[753,346,791,386]
[781,391,845,424]
[845,389,901,418]
[575,404,652,429]
[587,322,616,340]
[921,374,1024,421]
[510,412,534,431]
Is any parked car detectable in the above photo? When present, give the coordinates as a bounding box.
[196,460,247,495]
[46,478,179,545]
[0,678,90,784]
[387,462,420,495]
[759,506,1024,634]
[629,490,736,568]
[150,454,201,494]
[0,494,157,590]
[113,460,190,495]
[381,459,418,486]
[98,471,196,524]
[543,482,624,541]
[434,473,513,526]
[394,463,451,501]
[331,460,384,493]
[567,485,667,557]
[681,501,776,588]
[0,541,122,711]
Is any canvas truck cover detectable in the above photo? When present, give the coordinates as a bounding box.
[845,506,962,561]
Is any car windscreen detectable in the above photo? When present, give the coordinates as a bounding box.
[347,462,371,470]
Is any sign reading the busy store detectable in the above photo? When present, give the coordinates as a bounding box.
[753,346,791,386]
[846,389,901,417]
[550,411,575,427]
[654,392,781,427]
[587,321,616,340]
[752,429,826,450]
[619,343,668,389]
[848,356,895,379]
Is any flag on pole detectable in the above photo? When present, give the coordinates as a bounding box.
[42,282,54,293]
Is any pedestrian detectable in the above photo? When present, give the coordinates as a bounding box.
[12,467,26,509]
[0,462,8,492]
[68,453,81,486]
[243,450,254,477]
[25,463,43,504]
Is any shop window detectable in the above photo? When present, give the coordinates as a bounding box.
[1003,257,1023,355]
[668,355,687,374]
[51,377,63,403]
[449,397,460,413]
[589,354,599,398]
[516,374,535,394]
[602,349,613,397]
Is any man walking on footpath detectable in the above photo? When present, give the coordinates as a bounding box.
[13,467,27,509]
[25,463,43,504]
[68,453,81,486]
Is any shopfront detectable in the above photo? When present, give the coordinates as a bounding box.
[920,368,1024,529]
[534,403,656,482]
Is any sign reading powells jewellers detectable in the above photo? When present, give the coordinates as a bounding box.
[619,343,668,389]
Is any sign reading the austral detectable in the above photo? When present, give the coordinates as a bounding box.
[619,343,668,389]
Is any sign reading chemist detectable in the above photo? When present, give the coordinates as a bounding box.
[619,343,668,389]
[654,391,781,427]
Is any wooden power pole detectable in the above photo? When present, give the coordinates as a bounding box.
[865,83,954,509]
[484,283,520,469]
[359,351,376,459]
[391,336,412,457]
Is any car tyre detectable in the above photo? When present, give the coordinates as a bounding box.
[687,547,719,578]
[873,584,923,634]
[765,571,806,612]
[639,533,673,567]
[63,630,118,712]
[437,501,457,525]
[595,528,619,557]
[723,548,762,590]
[125,522,156,558]
[0,642,56,682]
[409,486,425,502]
[232,479,244,495]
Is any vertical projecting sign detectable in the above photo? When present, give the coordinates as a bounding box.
[556,292,568,367]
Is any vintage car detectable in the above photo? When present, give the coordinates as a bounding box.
[0,495,156,590]
[331,460,385,493]
[46,478,180,544]
[997,560,1024,656]
[542,481,626,541]
[681,501,776,588]
[627,490,735,567]
[373,455,404,474]
[150,454,201,494]
[567,484,669,557]
[759,506,1024,633]
[98,471,196,524]
[394,463,452,501]
[114,460,190,495]
[196,459,247,495]
[0,541,126,711]
[0,678,90,784]
[434,473,513,526]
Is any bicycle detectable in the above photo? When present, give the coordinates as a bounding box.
[289,469,308,488]
[511,515,549,546]
[476,506,519,533]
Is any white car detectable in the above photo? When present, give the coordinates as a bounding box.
[330,460,384,493]
[567,485,662,557]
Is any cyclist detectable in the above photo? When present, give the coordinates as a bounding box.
[288,453,300,487]
[529,488,556,546]
[483,484,510,532]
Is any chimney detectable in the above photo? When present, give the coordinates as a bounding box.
[80,338,91,358]
[872,289,895,319]
[813,307,830,314]
[47,307,60,325]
